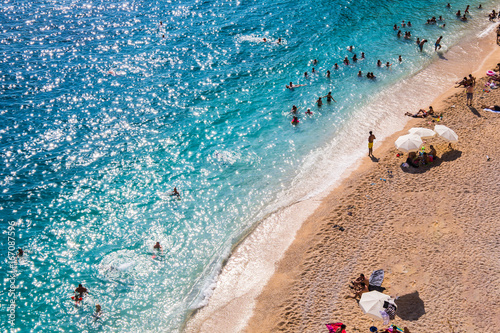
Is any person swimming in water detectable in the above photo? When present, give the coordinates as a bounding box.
[291,105,298,113]
[397,30,402,38]
[386,62,392,67]
[313,59,318,65]
[317,97,323,107]
[377,59,382,67]
[343,57,350,65]
[398,55,402,62]
[461,14,467,21]
[286,82,306,89]
[361,52,365,59]
[305,108,313,115]
[291,116,299,125]
[323,92,336,102]
[326,70,331,78]
[348,45,353,52]
[74,284,88,302]
[416,37,420,45]
[352,54,357,62]
[358,70,362,77]
[172,187,180,197]
[154,242,162,250]
[304,71,309,78]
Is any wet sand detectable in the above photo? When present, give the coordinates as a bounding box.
[244,46,500,332]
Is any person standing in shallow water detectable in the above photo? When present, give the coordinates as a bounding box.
[368,131,376,157]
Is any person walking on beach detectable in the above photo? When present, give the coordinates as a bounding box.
[368,131,376,157]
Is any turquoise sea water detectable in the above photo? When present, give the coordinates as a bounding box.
[0,0,496,331]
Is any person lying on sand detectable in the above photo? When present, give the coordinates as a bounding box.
[481,104,500,111]
[405,109,428,118]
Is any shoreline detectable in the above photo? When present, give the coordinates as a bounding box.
[183,19,500,333]
[243,28,500,332]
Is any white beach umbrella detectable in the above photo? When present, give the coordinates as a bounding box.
[408,127,436,139]
[434,125,458,142]
[359,291,391,320]
[394,134,423,152]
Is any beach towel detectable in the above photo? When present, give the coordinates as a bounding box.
[326,323,346,333]
[484,108,500,113]
[369,269,384,287]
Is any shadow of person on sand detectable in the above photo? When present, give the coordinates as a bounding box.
[400,150,462,174]
[468,106,481,117]
[370,155,379,162]
[395,291,426,321]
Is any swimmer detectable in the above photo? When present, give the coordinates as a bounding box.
[348,45,353,52]
[323,92,336,102]
[352,54,358,62]
[441,23,446,28]
[291,105,298,113]
[401,20,406,27]
[313,59,318,65]
[326,70,331,78]
[334,63,339,69]
[277,38,282,44]
[74,284,88,301]
[478,4,482,9]
[446,3,451,8]
[93,304,102,320]
[317,97,323,107]
[461,14,467,21]
[291,116,299,125]
[358,70,362,77]
[386,62,392,67]
[18,248,23,257]
[160,21,163,26]
[418,39,428,51]
[162,35,165,38]
[439,15,443,20]
[311,67,316,74]
[304,71,309,78]
[154,242,162,250]
[435,36,443,51]
[377,59,382,67]
[343,57,350,65]
[456,10,461,16]
[408,21,412,27]
[172,187,180,197]
[305,108,313,115]
[398,55,402,62]
[286,82,306,89]
[397,30,402,38]
[361,52,365,59]
[393,24,398,30]
[416,37,420,45]
[263,38,267,42]
[465,5,469,13]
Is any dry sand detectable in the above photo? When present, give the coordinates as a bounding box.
[244,50,500,332]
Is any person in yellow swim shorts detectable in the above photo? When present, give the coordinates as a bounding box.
[368,131,376,157]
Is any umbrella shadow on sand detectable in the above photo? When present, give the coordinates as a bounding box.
[395,291,426,321]
[400,150,462,174]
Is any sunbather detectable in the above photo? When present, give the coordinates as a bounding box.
[405,109,427,118]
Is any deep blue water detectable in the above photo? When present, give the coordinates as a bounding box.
[0,0,495,331]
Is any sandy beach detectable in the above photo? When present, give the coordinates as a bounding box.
[243,46,500,332]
